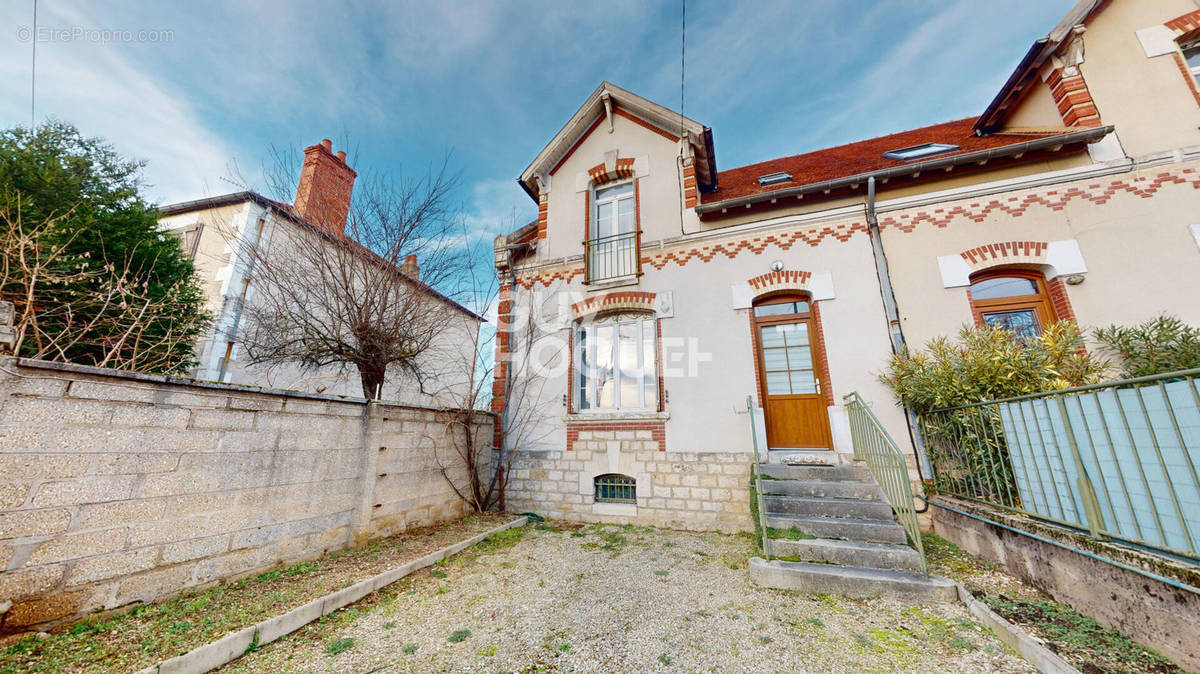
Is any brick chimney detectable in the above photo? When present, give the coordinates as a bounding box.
[400,254,420,281]
[294,138,357,235]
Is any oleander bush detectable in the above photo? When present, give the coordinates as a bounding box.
[1094,314,1200,379]
[881,322,1107,505]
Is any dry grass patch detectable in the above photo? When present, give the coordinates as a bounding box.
[0,514,514,674]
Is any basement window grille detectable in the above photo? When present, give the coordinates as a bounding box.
[594,474,637,504]
[882,142,961,161]
[757,171,793,186]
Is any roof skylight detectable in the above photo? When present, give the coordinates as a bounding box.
[882,143,961,161]
[757,171,792,186]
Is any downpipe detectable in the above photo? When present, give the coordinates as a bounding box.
[865,176,929,512]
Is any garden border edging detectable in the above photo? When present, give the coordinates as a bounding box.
[133,516,529,674]
[955,583,1079,674]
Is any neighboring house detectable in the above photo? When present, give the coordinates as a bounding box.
[492,0,1200,532]
[158,139,482,404]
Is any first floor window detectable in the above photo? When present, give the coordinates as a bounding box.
[575,313,658,411]
[594,474,636,503]
[968,270,1057,339]
[586,180,639,281]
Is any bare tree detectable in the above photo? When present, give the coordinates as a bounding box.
[237,149,472,400]
[427,230,565,512]
[0,198,204,371]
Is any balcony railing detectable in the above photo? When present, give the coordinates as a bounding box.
[920,367,1200,562]
[584,230,640,283]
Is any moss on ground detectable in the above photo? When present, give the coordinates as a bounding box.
[923,532,1183,674]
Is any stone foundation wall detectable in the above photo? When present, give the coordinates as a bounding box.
[506,427,753,533]
[0,358,491,632]
[930,497,1200,672]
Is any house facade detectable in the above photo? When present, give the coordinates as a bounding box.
[158,140,482,405]
[493,0,1200,532]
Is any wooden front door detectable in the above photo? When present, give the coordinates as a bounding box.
[753,297,833,451]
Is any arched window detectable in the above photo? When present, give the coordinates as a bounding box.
[594,474,636,503]
[968,270,1057,339]
[575,312,658,411]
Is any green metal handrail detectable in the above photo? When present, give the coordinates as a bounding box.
[748,395,770,561]
[843,392,927,573]
[921,367,1200,562]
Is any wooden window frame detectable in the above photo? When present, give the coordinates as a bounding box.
[1183,40,1200,86]
[749,293,829,405]
[967,269,1057,334]
[573,312,658,413]
[584,178,642,283]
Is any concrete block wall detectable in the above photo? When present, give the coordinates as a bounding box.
[930,497,1200,672]
[0,358,491,632]
[506,427,753,533]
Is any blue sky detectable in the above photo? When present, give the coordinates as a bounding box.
[1,0,1074,240]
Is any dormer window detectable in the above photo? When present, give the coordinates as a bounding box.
[882,143,960,161]
[757,171,792,186]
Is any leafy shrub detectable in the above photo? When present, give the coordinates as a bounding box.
[880,322,1107,413]
[881,322,1107,506]
[1094,315,1200,379]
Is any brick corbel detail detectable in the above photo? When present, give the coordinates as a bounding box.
[747,270,813,297]
[960,241,1049,272]
[536,192,548,241]
[587,157,635,186]
[682,157,698,208]
[571,290,656,321]
[1045,67,1101,127]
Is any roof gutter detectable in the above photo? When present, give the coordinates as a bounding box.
[695,125,1112,216]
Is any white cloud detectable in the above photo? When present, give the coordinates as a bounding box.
[0,2,237,204]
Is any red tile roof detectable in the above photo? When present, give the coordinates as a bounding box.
[701,118,1064,203]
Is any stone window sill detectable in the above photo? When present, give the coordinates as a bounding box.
[565,411,669,422]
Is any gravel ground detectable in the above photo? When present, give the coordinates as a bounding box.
[224,522,1036,673]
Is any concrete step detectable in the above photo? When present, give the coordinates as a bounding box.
[763,514,909,545]
[758,479,884,501]
[762,495,893,520]
[749,557,956,600]
[759,464,872,482]
[767,537,924,572]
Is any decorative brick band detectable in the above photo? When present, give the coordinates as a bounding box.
[960,241,1049,271]
[588,157,636,186]
[513,167,1200,290]
[1045,67,1101,128]
[879,167,1200,232]
[566,419,666,452]
[747,270,813,295]
[571,290,657,320]
[1166,9,1200,33]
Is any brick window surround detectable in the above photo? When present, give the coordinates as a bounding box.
[747,293,835,408]
[967,268,1076,330]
